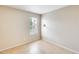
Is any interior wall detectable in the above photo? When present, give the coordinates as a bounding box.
[0,6,41,51]
[42,6,79,53]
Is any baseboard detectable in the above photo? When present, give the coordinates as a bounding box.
[0,41,27,52]
[0,39,39,52]
[43,39,79,54]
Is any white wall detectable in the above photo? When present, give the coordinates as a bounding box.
[0,6,41,51]
[42,6,79,53]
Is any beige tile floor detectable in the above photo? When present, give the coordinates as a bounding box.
[0,40,74,54]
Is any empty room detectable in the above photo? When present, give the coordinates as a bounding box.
[0,5,79,54]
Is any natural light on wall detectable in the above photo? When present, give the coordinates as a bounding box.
[29,17,38,35]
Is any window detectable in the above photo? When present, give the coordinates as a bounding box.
[29,17,38,35]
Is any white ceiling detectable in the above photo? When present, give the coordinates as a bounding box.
[7,5,67,14]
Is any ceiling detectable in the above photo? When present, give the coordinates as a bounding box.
[7,5,67,14]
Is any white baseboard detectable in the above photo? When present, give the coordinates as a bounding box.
[0,39,39,52]
[43,39,79,54]
[0,41,27,52]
